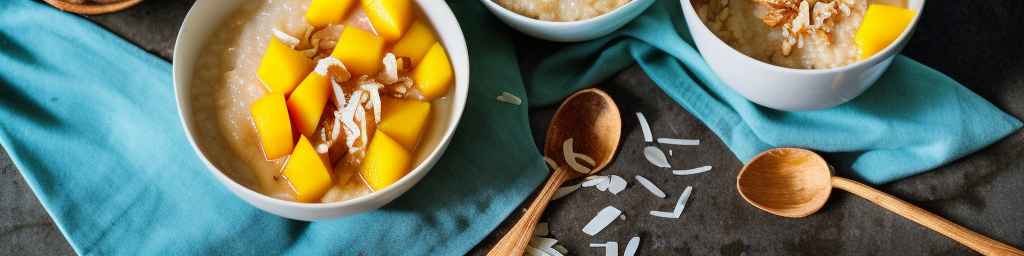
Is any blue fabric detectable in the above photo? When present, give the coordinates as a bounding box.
[0,0,1019,256]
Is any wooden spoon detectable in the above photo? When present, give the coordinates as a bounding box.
[488,88,622,256]
[737,148,1024,255]
[42,0,143,15]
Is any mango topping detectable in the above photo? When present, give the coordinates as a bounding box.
[282,136,334,202]
[257,38,315,95]
[359,131,412,191]
[250,93,294,160]
[412,43,453,100]
[855,4,915,60]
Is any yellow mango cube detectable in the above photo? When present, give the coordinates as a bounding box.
[378,97,431,150]
[287,72,331,139]
[331,27,386,76]
[361,0,413,42]
[390,18,437,65]
[305,0,357,28]
[359,131,412,191]
[283,136,334,202]
[257,38,315,95]
[855,4,916,60]
[412,43,453,100]
[250,93,294,160]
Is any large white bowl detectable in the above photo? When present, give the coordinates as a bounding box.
[172,0,469,221]
[681,0,926,111]
[481,0,656,42]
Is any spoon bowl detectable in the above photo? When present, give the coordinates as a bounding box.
[737,148,1024,255]
[488,88,621,256]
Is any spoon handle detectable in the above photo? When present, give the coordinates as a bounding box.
[488,169,573,256]
[832,177,1024,255]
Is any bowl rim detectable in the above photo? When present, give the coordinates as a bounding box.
[680,0,927,75]
[172,0,469,211]
[480,0,653,27]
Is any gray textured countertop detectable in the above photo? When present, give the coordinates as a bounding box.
[2,1,1022,255]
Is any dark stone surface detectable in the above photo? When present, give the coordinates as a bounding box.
[2,1,1022,255]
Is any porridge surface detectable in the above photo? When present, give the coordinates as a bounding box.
[696,0,904,69]
[495,0,632,21]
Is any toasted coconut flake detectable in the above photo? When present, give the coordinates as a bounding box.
[553,245,569,254]
[643,146,671,168]
[623,236,640,256]
[534,222,549,236]
[649,186,693,219]
[378,53,400,84]
[529,237,558,250]
[657,138,700,146]
[316,143,330,154]
[314,56,347,77]
[608,175,627,194]
[341,90,365,153]
[496,91,523,105]
[552,183,580,200]
[673,166,713,176]
[525,246,549,256]
[272,28,301,49]
[562,138,593,174]
[636,112,653,142]
[590,241,619,256]
[582,206,621,236]
[360,82,383,123]
[581,176,607,187]
[635,175,666,198]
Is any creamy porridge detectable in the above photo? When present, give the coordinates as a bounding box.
[190,0,453,203]
[694,0,908,69]
[495,0,633,21]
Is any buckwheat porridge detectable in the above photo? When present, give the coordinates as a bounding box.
[694,0,906,69]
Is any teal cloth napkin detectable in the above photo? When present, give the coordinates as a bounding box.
[0,1,1019,256]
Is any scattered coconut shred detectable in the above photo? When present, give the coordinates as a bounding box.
[635,112,653,142]
[634,175,666,198]
[643,146,671,168]
[496,91,522,105]
[650,186,693,219]
[582,206,622,236]
[657,138,700,146]
[673,166,713,176]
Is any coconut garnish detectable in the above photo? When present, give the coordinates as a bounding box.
[650,186,693,219]
[340,90,365,153]
[623,236,640,256]
[496,91,523,105]
[553,245,569,255]
[673,166,713,176]
[316,143,330,154]
[534,222,549,236]
[634,175,666,198]
[314,56,346,77]
[583,206,621,236]
[359,81,383,124]
[562,138,595,174]
[590,241,619,256]
[272,28,301,49]
[378,53,400,84]
[643,146,671,168]
[607,175,627,195]
[657,138,700,146]
[581,176,607,188]
[636,112,653,142]
[552,183,580,200]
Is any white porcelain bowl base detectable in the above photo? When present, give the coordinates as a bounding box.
[172,0,469,221]
[680,0,926,111]
[481,0,656,42]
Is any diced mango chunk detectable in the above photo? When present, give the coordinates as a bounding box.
[287,72,331,139]
[359,131,411,191]
[855,4,916,60]
[390,18,437,65]
[331,27,386,76]
[378,97,431,150]
[283,136,334,202]
[305,0,357,28]
[361,0,413,42]
[257,38,315,95]
[412,43,453,100]
[250,93,294,160]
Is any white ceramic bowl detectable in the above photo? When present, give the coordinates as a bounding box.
[172,0,469,221]
[481,0,656,42]
[681,0,926,111]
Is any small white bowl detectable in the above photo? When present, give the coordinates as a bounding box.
[172,0,469,221]
[680,0,926,111]
[481,0,656,42]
